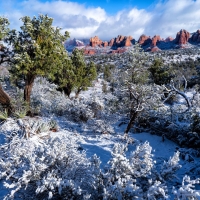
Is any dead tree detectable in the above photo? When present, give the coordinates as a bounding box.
[124,84,144,134]
[163,78,191,110]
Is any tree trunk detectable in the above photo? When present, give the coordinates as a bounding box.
[63,85,72,98]
[75,88,81,98]
[24,74,35,107]
[0,83,12,115]
[124,110,139,134]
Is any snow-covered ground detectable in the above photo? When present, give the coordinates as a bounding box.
[0,78,200,199]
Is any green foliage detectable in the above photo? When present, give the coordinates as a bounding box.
[71,49,97,96]
[149,59,173,85]
[7,14,70,103]
[103,65,112,81]
[0,17,9,41]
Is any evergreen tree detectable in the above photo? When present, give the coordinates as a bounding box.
[149,59,173,85]
[0,17,12,113]
[7,14,70,108]
[70,48,97,97]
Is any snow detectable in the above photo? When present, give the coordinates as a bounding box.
[1,78,200,199]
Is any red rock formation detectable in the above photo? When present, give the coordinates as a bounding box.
[191,30,200,42]
[108,35,134,47]
[103,41,108,47]
[151,35,161,47]
[151,46,161,52]
[84,49,96,55]
[175,29,190,45]
[110,48,127,54]
[165,36,174,42]
[90,36,103,47]
[109,38,115,46]
[116,35,125,46]
[138,34,151,45]
[124,36,133,47]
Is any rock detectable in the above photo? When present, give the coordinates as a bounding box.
[65,38,85,50]
[103,41,108,47]
[110,48,127,54]
[151,35,161,47]
[109,38,115,46]
[151,46,161,52]
[165,36,174,42]
[191,30,200,42]
[138,34,151,45]
[84,49,96,55]
[124,36,134,47]
[175,29,190,46]
[108,35,134,47]
[90,36,103,47]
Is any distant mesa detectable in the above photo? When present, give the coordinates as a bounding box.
[65,28,200,55]
[89,35,135,48]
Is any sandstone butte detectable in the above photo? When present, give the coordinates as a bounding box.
[175,29,190,46]
[151,35,161,47]
[138,34,151,45]
[112,35,134,47]
[191,30,200,42]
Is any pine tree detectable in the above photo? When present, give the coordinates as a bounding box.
[7,14,70,109]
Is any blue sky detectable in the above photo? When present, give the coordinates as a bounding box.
[0,0,200,40]
[49,0,158,14]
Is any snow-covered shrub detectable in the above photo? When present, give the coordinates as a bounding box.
[31,77,72,116]
[101,142,154,199]
[159,151,181,181]
[0,133,98,199]
[147,180,169,200]
[87,119,115,134]
[173,175,200,200]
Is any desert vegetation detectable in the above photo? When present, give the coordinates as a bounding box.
[1,14,200,199]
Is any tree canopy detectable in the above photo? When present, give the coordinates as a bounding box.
[7,14,70,104]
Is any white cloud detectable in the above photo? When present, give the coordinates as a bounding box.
[1,0,200,40]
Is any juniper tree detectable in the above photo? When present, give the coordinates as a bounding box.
[53,55,76,97]
[7,14,70,108]
[70,48,97,98]
[0,17,12,113]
